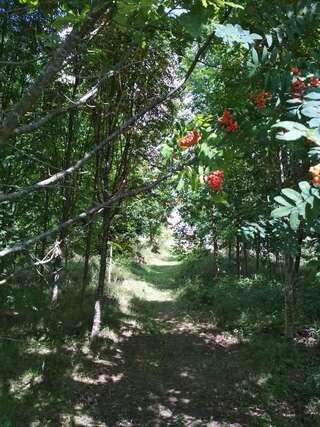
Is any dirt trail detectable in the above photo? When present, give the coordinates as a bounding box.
[5,243,317,426]
[69,247,254,427]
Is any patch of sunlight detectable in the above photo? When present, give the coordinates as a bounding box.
[73,415,107,427]
[305,397,320,415]
[121,279,174,304]
[10,369,43,396]
[72,372,110,385]
[179,369,195,379]
[256,373,272,386]
[99,326,121,343]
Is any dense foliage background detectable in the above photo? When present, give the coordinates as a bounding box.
[1,0,320,425]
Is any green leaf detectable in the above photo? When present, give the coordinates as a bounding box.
[276,130,305,141]
[262,46,268,62]
[224,1,244,9]
[251,47,259,65]
[271,206,292,218]
[289,209,300,231]
[272,121,308,132]
[274,196,292,207]
[160,144,173,159]
[266,34,272,48]
[296,201,307,217]
[281,188,302,202]
[179,6,208,38]
[177,175,185,191]
[304,92,320,100]
[298,181,311,193]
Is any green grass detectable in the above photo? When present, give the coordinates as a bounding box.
[1,246,320,425]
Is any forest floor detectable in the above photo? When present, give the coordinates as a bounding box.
[1,243,320,426]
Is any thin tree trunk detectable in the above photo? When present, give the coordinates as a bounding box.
[243,242,248,276]
[80,115,101,302]
[81,221,94,303]
[284,254,295,339]
[90,209,111,340]
[256,236,260,272]
[107,243,113,285]
[51,75,79,302]
[213,237,219,278]
[294,221,304,277]
[236,236,241,278]
[228,242,232,263]
[39,187,50,286]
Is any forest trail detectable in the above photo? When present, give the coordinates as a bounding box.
[6,244,310,427]
[70,246,257,427]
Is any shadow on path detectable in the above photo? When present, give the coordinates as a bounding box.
[1,252,319,426]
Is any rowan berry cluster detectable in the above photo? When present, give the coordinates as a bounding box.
[290,66,320,97]
[179,130,202,149]
[291,78,306,96]
[254,90,272,109]
[309,76,320,88]
[290,66,301,76]
[309,164,320,185]
[207,170,224,191]
[218,109,239,132]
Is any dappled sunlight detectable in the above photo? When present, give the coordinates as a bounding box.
[1,248,320,426]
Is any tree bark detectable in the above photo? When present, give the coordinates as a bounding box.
[90,209,111,340]
[284,254,295,339]
[243,242,248,276]
[256,235,260,272]
[236,236,241,278]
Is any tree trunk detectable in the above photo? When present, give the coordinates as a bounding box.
[90,209,111,341]
[81,221,94,303]
[39,187,50,287]
[236,236,241,278]
[256,236,260,272]
[213,238,219,278]
[243,242,248,276]
[50,72,79,302]
[228,241,232,263]
[107,243,113,285]
[284,254,295,339]
[294,221,304,277]
[80,125,101,303]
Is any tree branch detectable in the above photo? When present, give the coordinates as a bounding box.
[0,2,115,145]
[0,25,222,204]
[0,159,195,257]
[14,48,135,136]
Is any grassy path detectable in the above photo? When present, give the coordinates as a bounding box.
[65,245,316,427]
[4,243,319,426]
[81,247,248,427]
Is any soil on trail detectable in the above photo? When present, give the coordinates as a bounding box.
[12,245,315,426]
[71,250,247,427]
